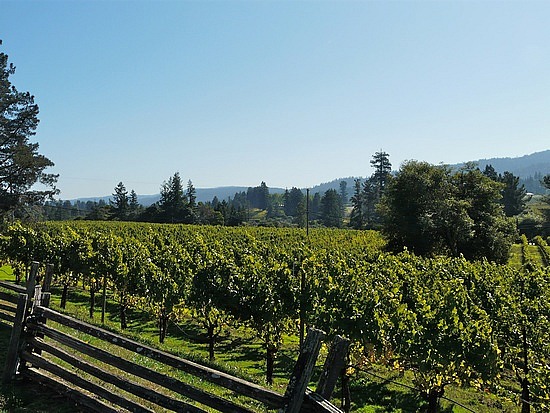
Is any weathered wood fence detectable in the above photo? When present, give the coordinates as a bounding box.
[1,262,349,413]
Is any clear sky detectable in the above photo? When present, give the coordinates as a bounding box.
[2,0,549,199]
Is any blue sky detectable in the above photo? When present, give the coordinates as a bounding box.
[2,1,549,199]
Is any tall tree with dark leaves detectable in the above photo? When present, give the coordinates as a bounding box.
[482,164,498,181]
[0,40,58,217]
[339,180,348,205]
[361,177,379,229]
[310,192,321,221]
[370,150,392,200]
[500,171,527,217]
[379,161,515,263]
[111,182,129,220]
[284,187,304,217]
[320,189,343,228]
[159,172,188,223]
[128,189,142,220]
[349,179,364,229]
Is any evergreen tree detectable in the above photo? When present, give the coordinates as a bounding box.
[0,40,58,217]
[159,172,188,223]
[361,177,379,228]
[128,189,142,220]
[186,179,197,223]
[542,175,550,230]
[370,150,392,199]
[339,180,348,205]
[211,196,220,210]
[129,190,139,210]
[245,182,270,210]
[349,179,364,229]
[320,189,343,228]
[499,171,526,217]
[283,187,304,217]
[110,182,129,220]
[310,192,321,221]
[482,164,498,181]
[294,197,307,227]
[187,180,197,208]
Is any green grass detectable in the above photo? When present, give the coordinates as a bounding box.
[0,266,524,412]
[0,324,83,412]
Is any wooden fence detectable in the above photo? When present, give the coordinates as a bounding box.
[1,262,349,413]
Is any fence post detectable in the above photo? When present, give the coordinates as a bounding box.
[280,328,325,413]
[316,335,350,400]
[25,261,40,299]
[43,263,53,293]
[2,293,28,383]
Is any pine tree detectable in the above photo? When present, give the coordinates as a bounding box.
[500,171,526,217]
[0,40,58,216]
[111,182,129,220]
[349,179,364,229]
[370,151,392,200]
[159,172,187,223]
[320,189,343,228]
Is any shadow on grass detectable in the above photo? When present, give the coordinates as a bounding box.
[349,376,455,413]
[0,322,82,413]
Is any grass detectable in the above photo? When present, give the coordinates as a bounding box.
[0,323,82,412]
[0,265,524,412]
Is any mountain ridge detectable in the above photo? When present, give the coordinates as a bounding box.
[70,150,550,205]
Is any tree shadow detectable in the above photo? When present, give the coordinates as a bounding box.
[348,377,457,413]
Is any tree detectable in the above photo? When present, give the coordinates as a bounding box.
[370,150,392,200]
[186,180,197,223]
[159,172,188,223]
[541,174,550,229]
[247,182,270,210]
[349,179,364,229]
[339,180,348,205]
[128,189,142,220]
[482,164,498,181]
[110,182,129,220]
[283,187,304,217]
[310,192,321,221]
[0,40,58,217]
[320,189,343,228]
[379,161,515,263]
[499,171,527,217]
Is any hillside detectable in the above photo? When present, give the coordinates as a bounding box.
[71,150,550,204]
[473,150,550,177]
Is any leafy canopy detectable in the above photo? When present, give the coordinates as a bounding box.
[0,40,57,217]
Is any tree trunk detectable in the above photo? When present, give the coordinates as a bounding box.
[120,297,127,330]
[101,275,107,324]
[521,377,530,413]
[89,288,95,319]
[426,388,444,413]
[207,324,216,361]
[266,345,276,385]
[60,283,68,309]
[159,307,168,343]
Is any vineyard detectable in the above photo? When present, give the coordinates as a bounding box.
[1,221,550,412]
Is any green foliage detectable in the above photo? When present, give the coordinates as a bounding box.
[0,41,58,218]
[321,189,343,228]
[379,161,516,263]
[4,221,550,411]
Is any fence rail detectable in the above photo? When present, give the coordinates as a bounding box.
[1,262,348,413]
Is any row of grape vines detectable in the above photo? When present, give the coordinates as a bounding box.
[1,221,549,412]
